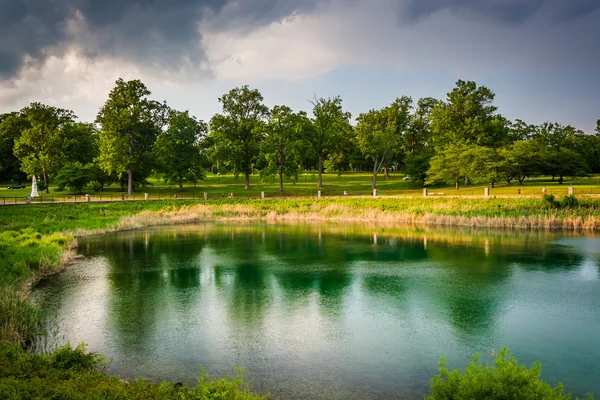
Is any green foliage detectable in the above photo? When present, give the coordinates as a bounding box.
[562,195,579,209]
[209,86,269,190]
[0,345,267,400]
[356,97,411,189]
[427,348,593,400]
[542,194,562,209]
[260,105,305,191]
[308,95,352,187]
[96,78,167,195]
[12,103,77,191]
[154,110,207,191]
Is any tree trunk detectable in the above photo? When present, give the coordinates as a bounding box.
[127,168,133,195]
[318,155,323,189]
[279,167,284,193]
[179,181,183,192]
[372,169,378,190]
[491,181,495,188]
[465,176,471,186]
[43,169,49,193]
[552,175,555,181]
[245,173,250,190]
[559,176,564,184]
[456,181,459,190]
[384,166,389,179]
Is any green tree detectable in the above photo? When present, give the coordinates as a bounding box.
[154,110,207,191]
[426,144,469,190]
[0,112,27,184]
[210,86,269,190]
[427,348,593,400]
[430,80,505,149]
[402,97,438,182]
[356,97,412,190]
[535,123,588,183]
[501,140,544,185]
[308,96,352,188]
[13,103,76,192]
[261,105,305,192]
[96,78,167,195]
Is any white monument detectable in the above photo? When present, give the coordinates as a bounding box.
[31,176,40,198]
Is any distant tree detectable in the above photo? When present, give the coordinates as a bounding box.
[535,123,588,183]
[61,122,99,165]
[508,119,538,142]
[210,86,269,190]
[12,103,76,192]
[0,112,27,184]
[261,105,305,192]
[308,96,352,188]
[402,97,438,182]
[96,78,167,195]
[430,80,505,149]
[54,162,93,193]
[426,144,469,190]
[154,110,207,191]
[356,97,412,190]
[501,140,544,185]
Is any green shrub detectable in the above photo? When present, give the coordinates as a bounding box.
[0,345,268,400]
[427,348,593,400]
[562,195,579,209]
[542,194,562,209]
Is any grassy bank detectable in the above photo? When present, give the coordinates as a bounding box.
[1,197,599,399]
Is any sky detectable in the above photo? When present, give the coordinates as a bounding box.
[0,0,599,133]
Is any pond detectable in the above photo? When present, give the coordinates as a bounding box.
[32,223,600,399]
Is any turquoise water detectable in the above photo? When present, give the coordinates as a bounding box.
[33,223,600,399]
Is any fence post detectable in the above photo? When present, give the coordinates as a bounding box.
[261,191,265,199]
[317,190,321,198]
[423,188,428,197]
[204,192,208,200]
[372,188,377,197]
[568,186,574,196]
[86,194,90,202]
[145,193,149,201]
[484,187,490,197]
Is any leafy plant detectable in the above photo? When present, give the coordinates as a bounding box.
[427,348,593,400]
[561,195,579,209]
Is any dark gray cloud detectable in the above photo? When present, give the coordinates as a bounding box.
[0,0,321,80]
[401,0,600,24]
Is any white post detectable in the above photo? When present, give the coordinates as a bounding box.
[86,194,91,202]
[372,188,377,197]
[568,186,574,196]
[423,188,428,197]
[261,191,265,199]
[484,187,490,197]
[144,193,149,201]
[204,192,208,200]
[317,190,321,198]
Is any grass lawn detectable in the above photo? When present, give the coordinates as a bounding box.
[2,172,600,201]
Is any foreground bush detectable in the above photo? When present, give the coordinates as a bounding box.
[0,344,268,400]
[427,349,593,400]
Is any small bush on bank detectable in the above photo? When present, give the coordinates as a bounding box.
[427,348,593,400]
[0,344,268,400]
[561,195,579,209]
[542,194,562,209]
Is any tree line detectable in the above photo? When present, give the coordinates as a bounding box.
[1,78,599,195]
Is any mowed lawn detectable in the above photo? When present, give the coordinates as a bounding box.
[1,172,600,200]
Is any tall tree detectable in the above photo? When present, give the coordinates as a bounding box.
[430,80,507,149]
[96,78,167,195]
[402,97,438,182]
[426,144,468,190]
[210,86,269,190]
[261,106,305,192]
[13,103,76,192]
[154,110,207,191]
[0,112,27,184]
[308,96,352,188]
[356,97,412,190]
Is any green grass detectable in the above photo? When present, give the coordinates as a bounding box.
[3,172,600,200]
[0,344,266,400]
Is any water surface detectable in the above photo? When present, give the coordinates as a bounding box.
[33,223,600,399]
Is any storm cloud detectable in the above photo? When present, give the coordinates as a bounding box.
[401,0,600,24]
[0,0,323,80]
